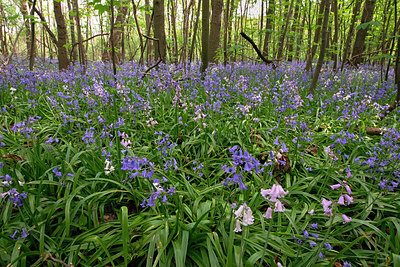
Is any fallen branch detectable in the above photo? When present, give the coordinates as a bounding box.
[239,32,276,68]
[365,127,387,136]
[380,100,399,118]
[43,254,73,267]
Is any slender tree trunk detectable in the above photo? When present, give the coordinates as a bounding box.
[40,0,45,60]
[144,0,152,63]
[53,0,70,70]
[72,0,85,67]
[181,0,193,62]
[226,0,235,61]
[295,4,306,59]
[110,0,117,77]
[66,0,77,62]
[103,0,128,63]
[28,0,37,70]
[276,0,295,60]
[169,0,178,61]
[0,3,8,57]
[305,0,326,71]
[340,0,361,70]
[200,0,209,73]
[208,0,223,63]
[258,0,264,49]
[222,0,230,65]
[263,0,274,57]
[287,0,300,61]
[332,0,339,68]
[153,0,167,61]
[309,0,331,95]
[20,0,32,60]
[131,0,144,63]
[350,0,376,66]
[384,0,399,81]
[189,0,201,61]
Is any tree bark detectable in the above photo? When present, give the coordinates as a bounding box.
[72,0,85,66]
[131,0,144,63]
[200,0,209,73]
[276,0,295,60]
[350,0,376,66]
[53,0,70,70]
[102,0,128,63]
[309,0,331,95]
[263,0,274,57]
[153,0,167,61]
[144,0,152,63]
[20,0,32,60]
[258,0,264,49]
[66,0,77,62]
[340,0,361,70]
[169,0,178,61]
[287,0,300,61]
[305,0,326,71]
[189,0,201,61]
[208,0,223,63]
[27,0,37,70]
[332,0,339,68]
[222,0,230,64]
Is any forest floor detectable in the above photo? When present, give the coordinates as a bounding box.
[0,61,399,266]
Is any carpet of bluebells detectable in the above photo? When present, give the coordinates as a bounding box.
[0,61,400,266]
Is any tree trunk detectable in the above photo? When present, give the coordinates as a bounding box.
[181,0,193,62]
[309,0,331,95]
[72,0,85,66]
[263,0,274,57]
[295,3,306,59]
[222,0,230,65]
[276,0,295,60]
[287,0,300,61]
[189,0,201,61]
[145,0,152,63]
[153,0,167,61]
[200,0,209,73]
[169,0,178,61]
[350,0,376,66]
[208,0,223,63]
[258,0,264,49]
[102,0,128,63]
[305,0,326,71]
[332,0,339,68]
[131,0,144,63]
[340,0,361,70]
[226,0,235,61]
[66,0,77,62]
[53,0,70,70]
[20,0,32,60]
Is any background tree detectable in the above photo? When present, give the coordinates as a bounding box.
[350,0,376,66]
[200,0,209,73]
[53,0,70,70]
[309,0,331,95]
[153,0,167,61]
[208,0,223,63]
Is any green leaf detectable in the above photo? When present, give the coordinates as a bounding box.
[7,14,19,20]
[356,21,381,31]
[121,206,129,267]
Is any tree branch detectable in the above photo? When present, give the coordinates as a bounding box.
[69,33,109,59]
[33,7,57,45]
[142,34,162,76]
[240,32,275,67]
[43,254,74,267]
